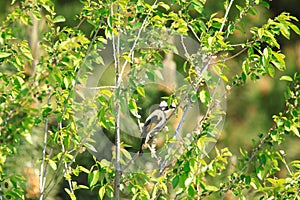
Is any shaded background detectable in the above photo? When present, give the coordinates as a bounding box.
[0,0,299,199]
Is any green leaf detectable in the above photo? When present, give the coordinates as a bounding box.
[257,28,264,39]
[146,71,155,81]
[184,177,193,187]
[290,24,300,35]
[42,105,52,118]
[272,52,286,70]
[264,30,280,48]
[188,185,195,197]
[242,60,249,75]
[172,176,179,188]
[65,188,76,200]
[205,185,218,191]
[120,148,132,160]
[84,143,97,152]
[157,2,170,10]
[271,61,284,72]
[54,15,66,23]
[100,89,112,97]
[280,75,293,82]
[266,65,275,78]
[160,182,168,194]
[42,3,54,13]
[0,52,12,59]
[106,185,114,198]
[48,159,57,170]
[88,170,99,188]
[99,186,106,200]
[245,176,251,184]
[199,90,210,105]
[261,0,270,9]
[20,41,33,61]
[220,74,229,82]
[263,48,269,60]
[63,77,69,89]
[128,98,139,118]
[137,86,145,97]
[291,125,300,137]
[278,22,290,39]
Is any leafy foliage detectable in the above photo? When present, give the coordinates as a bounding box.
[0,0,299,199]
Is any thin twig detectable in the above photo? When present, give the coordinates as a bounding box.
[59,121,74,195]
[117,0,158,86]
[43,109,100,198]
[120,153,139,171]
[42,154,64,196]
[219,0,235,33]
[76,85,117,90]
[81,27,101,70]
[188,25,201,43]
[39,94,51,200]
[221,135,269,194]
[278,150,293,175]
[0,181,2,200]
[159,102,191,175]
[111,2,121,199]
[158,35,211,175]
[209,45,250,67]
[41,16,103,200]
[75,17,86,30]
[43,133,92,199]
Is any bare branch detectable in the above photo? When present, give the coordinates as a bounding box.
[118,0,158,86]
[76,85,117,90]
[110,2,121,199]
[219,0,235,33]
[188,25,201,43]
[60,120,74,195]
[39,94,51,200]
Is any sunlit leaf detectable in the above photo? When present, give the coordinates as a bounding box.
[280,75,293,82]
[184,177,193,187]
[88,170,99,188]
[137,86,145,97]
[54,15,66,23]
[84,143,97,152]
[48,159,57,170]
[0,52,11,59]
[99,186,106,200]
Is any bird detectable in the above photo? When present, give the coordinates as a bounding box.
[138,101,176,155]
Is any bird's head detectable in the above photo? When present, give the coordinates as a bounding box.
[159,101,176,111]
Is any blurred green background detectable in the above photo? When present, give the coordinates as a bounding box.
[0,0,299,199]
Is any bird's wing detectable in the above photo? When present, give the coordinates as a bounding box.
[141,110,163,138]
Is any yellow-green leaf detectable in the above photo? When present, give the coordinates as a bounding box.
[0,52,11,59]
[99,186,106,200]
[291,125,300,137]
[54,15,66,23]
[120,148,132,160]
[48,159,57,170]
[84,143,97,152]
[137,86,145,97]
[100,89,112,97]
[88,170,99,188]
[280,75,293,82]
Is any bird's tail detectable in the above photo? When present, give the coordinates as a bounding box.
[138,138,145,156]
[138,147,143,155]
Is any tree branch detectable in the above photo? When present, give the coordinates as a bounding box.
[110,2,121,199]
[118,0,158,86]
[219,0,235,33]
[39,94,51,200]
